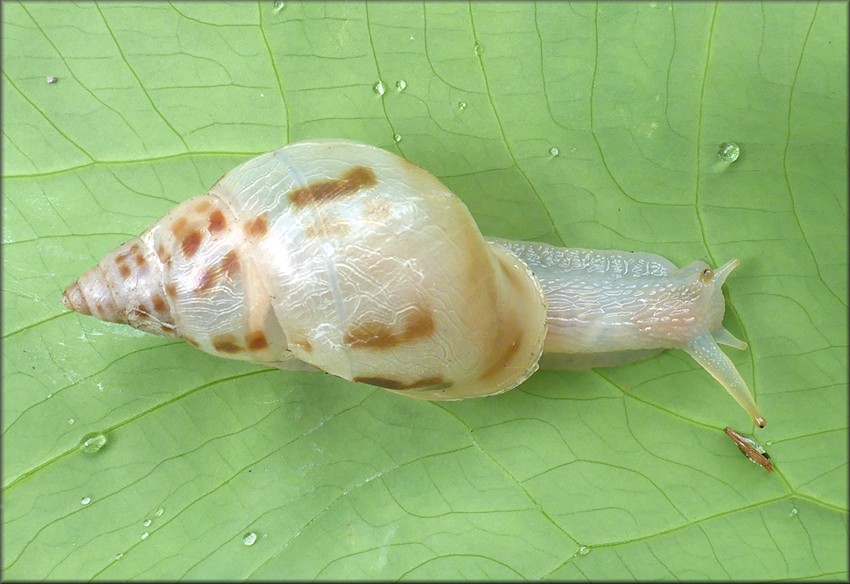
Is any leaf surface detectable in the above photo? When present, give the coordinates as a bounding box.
[2,2,847,579]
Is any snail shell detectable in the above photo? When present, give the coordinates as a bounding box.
[62,139,549,400]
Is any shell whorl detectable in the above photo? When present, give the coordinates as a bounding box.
[63,139,549,399]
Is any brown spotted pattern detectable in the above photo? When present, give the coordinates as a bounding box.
[243,214,269,239]
[152,294,167,313]
[194,249,241,294]
[353,375,446,390]
[156,243,171,265]
[343,307,435,349]
[212,334,243,354]
[169,213,208,260]
[288,166,377,208]
[208,209,227,234]
[181,230,202,258]
[245,330,269,351]
[303,218,350,240]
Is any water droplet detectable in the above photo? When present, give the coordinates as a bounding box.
[570,147,578,154]
[243,532,258,546]
[578,545,590,556]
[395,79,407,92]
[81,496,91,505]
[68,417,76,425]
[143,519,152,527]
[765,440,773,446]
[114,553,123,560]
[458,101,467,110]
[154,507,164,517]
[46,76,58,84]
[47,393,53,399]
[549,147,560,157]
[717,141,740,163]
[79,432,107,454]
[393,134,402,143]
[141,532,149,540]
[373,81,385,96]
[272,0,285,13]
[474,43,482,56]
[790,507,799,517]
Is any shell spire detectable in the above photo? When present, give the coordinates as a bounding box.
[62,237,177,337]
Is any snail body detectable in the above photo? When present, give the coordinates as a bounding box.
[62,139,765,426]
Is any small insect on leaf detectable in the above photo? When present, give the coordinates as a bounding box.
[724,427,773,472]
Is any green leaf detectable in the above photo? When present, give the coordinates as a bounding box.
[3,1,846,579]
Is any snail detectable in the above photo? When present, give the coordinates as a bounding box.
[62,139,766,427]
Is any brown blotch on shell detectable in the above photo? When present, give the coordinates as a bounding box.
[164,282,178,299]
[208,209,227,234]
[118,264,132,279]
[196,268,218,293]
[212,334,243,354]
[288,166,377,208]
[221,250,240,276]
[304,219,350,239]
[353,375,446,390]
[156,243,171,264]
[196,200,212,213]
[152,294,167,313]
[184,336,201,348]
[246,331,269,351]
[344,307,435,350]
[243,214,269,239]
[181,230,203,258]
[135,253,147,268]
[171,217,188,236]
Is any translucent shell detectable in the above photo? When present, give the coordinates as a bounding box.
[62,140,549,400]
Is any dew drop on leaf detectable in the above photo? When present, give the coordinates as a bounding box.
[243,532,258,546]
[68,417,75,425]
[717,141,740,162]
[273,0,285,13]
[373,81,385,96]
[141,532,150,540]
[549,147,560,157]
[79,432,107,454]
[393,134,402,143]
[155,507,164,517]
[143,519,152,527]
[46,76,57,84]
[80,496,91,505]
[458,101,467,110]
[114,553,123,561]
[396,79,407,92]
